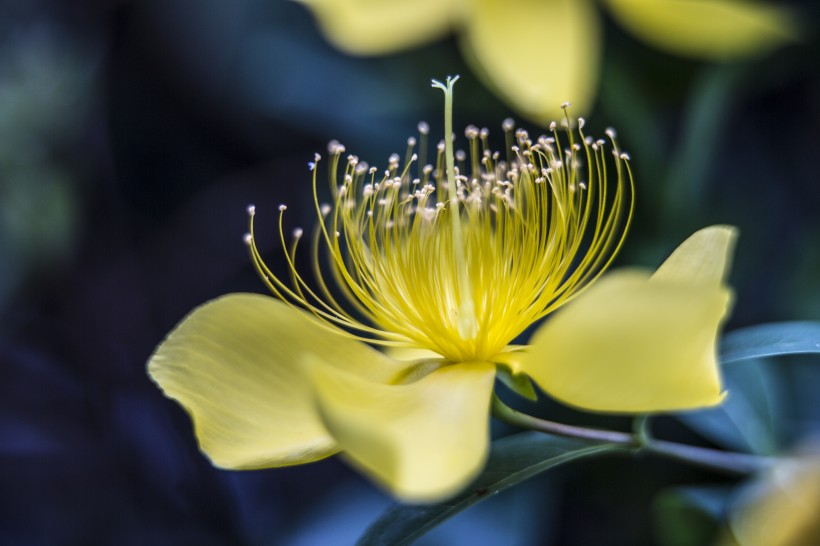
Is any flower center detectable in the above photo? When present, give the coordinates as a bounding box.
[245,82,634,364]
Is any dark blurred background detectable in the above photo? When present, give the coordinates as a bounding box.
[1,0,818,544]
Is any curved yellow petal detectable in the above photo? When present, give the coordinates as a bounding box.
[297,0,461,55]
[309,360,496,503]
[460,0,601,122]
[603,0,798,60]
[652,225,738,286]
[522,271,732,413]
[148,293,404,469]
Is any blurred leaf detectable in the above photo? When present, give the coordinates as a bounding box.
[680,322,820,454]
[719,322,820,363]
[357,432,623,546]
[661,64,744,229]
[680,358,782,454]
[654,486,730,546]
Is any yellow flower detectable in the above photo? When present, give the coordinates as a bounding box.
[148,78,736,502]
[297,0,797,122]
[720,455,820,546]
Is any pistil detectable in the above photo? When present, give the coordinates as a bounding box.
[432,76,477,341]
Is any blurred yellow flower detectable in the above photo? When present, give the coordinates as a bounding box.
[721,455,820,546]
[298,0,797,122]
[148,78,736,502]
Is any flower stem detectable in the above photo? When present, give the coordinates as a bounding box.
[491,395,773,476]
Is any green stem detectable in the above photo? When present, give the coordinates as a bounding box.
[491,395,772,476]
[633,414,651,447]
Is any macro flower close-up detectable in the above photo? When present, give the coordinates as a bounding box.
[297,0,798,121]
[148,77,737,503]
[4,1,820,544]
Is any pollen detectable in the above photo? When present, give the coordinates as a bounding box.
[245,84,634,364]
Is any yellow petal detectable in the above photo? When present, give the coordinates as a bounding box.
[308,360,496,503]
[385,346,443,362]
[603,0,798,60]
[460,0,601,122]
[522,271,731,413]
[652,225,738,286]
[493,350,538,401]
[297,0,460,55]
[148,293,404,469]
[727,458,820,546]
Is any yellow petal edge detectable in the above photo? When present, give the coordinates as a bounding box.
[309,359,496,503]
[521,225,738,413]
[652,224,738,286]
[148,293,405,469]
[298,0,458,55]
[461,0,601,122]
[604,0,798,60]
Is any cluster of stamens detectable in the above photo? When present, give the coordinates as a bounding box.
[246,106,633,363]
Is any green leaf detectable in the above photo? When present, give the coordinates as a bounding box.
[356,432,623,546]
[720,321,820,363]
[653,486,730,546]
[679,358,783,454]
[681,322,820,454]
